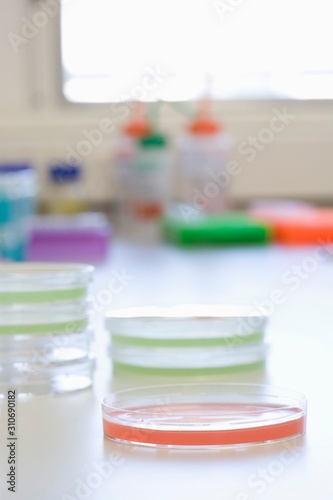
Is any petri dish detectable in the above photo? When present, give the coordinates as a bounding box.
[107,305,268,375]
[0,301,90,334]
[0,263,94,305]
[0,355,95,396]
[107,305,268,342]
[102,383,307,448]
[111,342,267,375]
[0,328,93,365]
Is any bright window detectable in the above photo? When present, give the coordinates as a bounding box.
[61,0,333,102]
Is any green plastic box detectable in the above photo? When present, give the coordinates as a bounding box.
[162,211,272,245]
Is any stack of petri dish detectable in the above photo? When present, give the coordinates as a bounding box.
[0,263,95,395]
[106,304,268,376]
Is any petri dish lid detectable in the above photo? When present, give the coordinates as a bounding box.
[106,304,268,342]
[0,299,90,333]
[107,304,267,321]
[111,342,267,376]
[0,263,94,304]
[102,383,307,448]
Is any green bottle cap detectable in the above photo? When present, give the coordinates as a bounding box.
[140,133,167,148]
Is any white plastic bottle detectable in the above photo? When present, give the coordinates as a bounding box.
[179,101,233,214]
[115,108,152,218]
[115,103,170,222]
[128,133,170,219]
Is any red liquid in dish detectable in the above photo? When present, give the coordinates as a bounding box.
[103,402,306,446]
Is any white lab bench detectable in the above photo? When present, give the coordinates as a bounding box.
[1,240,333,500]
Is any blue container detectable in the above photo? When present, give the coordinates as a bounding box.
[0,164,38,261]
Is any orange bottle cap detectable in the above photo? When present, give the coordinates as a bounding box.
[189,117,220,135]
[188,97,222,135]
[124,121,151,137]
[123,101,151,137]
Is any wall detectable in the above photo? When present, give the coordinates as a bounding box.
[1,0,332,204]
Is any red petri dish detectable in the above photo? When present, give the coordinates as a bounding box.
[102,383,307,448]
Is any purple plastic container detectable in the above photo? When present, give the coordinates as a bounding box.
[27,213,111,264]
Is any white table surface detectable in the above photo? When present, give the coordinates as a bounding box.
[1,240,333,500]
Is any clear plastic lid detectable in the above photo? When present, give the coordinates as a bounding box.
[111,342,267,375]
[0,263,94,304]
[0,355,95,396]
[107,305,268,344]
[102,383,307,448]
[0,300,90,333]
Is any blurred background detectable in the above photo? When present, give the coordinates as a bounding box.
[1,0,333,259]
